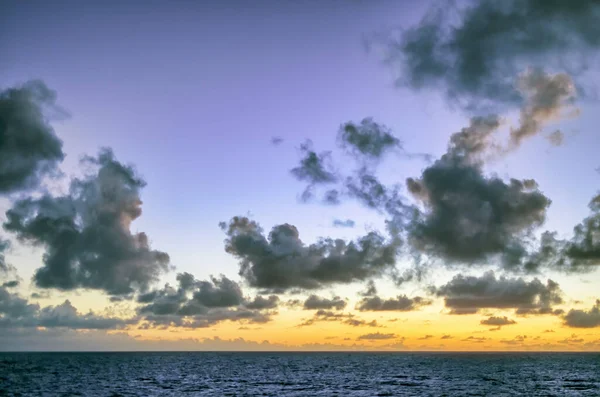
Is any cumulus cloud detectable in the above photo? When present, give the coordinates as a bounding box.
[563,300,600,328]
[381,0,600,110]
[356,332,396,340]
[0,286,131,330]
[432,271,563,315]
[4,148,170,296]
[338,118,401,161]
[137,273,276,329]
[405,118,551,268]
[356,295,431,312]
[480,316,517,327]
[303,295,347,311]
[524,193,600,272]
[244,295,279,310]
[0,80,65,194]
[220,216,400,291]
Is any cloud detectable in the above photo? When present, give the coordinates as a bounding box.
[356,295,431,312]
[525,193,600,272]
[0,80,65,194]
[440,334,453,340]
[297,309,378,328]
[358,280,377,297]
[405,119,551,268]
[244,295,279,310]
[220,216,400,291]
[270,136,284,146]
[357,332,396,340]
[290,141,338,202]
[563,300,600,328]
[338,118,401,161]
[303,295,347,311]
[332,219,355,228]
[433,271,563,315]
[461,336,488,343]
[546,130,564,147]
[137,273,276,329]
[4,148,170,296]
[343,318,379,328]
[2,280,18,288]
[480,316,517,327]
[0,286,131,330]
[418,334,433,340]
[380,0,600,111]
[506,69,577,152]
[0,238,10,273]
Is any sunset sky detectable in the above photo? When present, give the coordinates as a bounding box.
[1,0,600,351]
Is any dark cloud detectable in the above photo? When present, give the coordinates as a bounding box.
[137,273,276,329]
[244,295,279,310]
[480,316,517,327]
[563,300,600,328]
[433,271,563,315]
[332,219,355,228]
[525,193,600,272]
[441,334,453,340]
[0,80,65,194]
[406,119,551,267]
[303,295,347,311]
[356,332,396,340]
[0,238,10,273]
[356,295,431,312]
[2,280,18,288]
[358,280,377,297]
[338,118,401,161]
[220,216,400,291]
[418,335,433,340]
[343,318,379,328]
[3,148,170,296]
[290,141,338,202]
[192,276,245,308]
[0,286,130,330]
[297,309,378,328]
[382,0,600,110]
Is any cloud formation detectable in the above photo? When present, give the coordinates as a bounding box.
[220,216,400,291]
[137,273,276,329]
[303,295,347,311]
[382,0,600,110]
[480,316,517,327]
[332,219,355,228]
[4,148,170,296]
[405,117,551,268]
[0,80,65,194]
[563,300,600,328]
[356,332,396,340]
[432,271,563,315]
[0,286,131,330]
[338,118,401,161]
[356,295,431,312]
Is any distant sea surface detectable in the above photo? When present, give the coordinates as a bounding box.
[1,352,599,396]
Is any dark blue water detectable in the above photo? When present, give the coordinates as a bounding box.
[1,352,599,396]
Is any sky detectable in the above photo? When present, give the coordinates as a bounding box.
[1,0,600,351]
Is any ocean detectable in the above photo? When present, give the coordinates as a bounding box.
[1,352,599,396]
